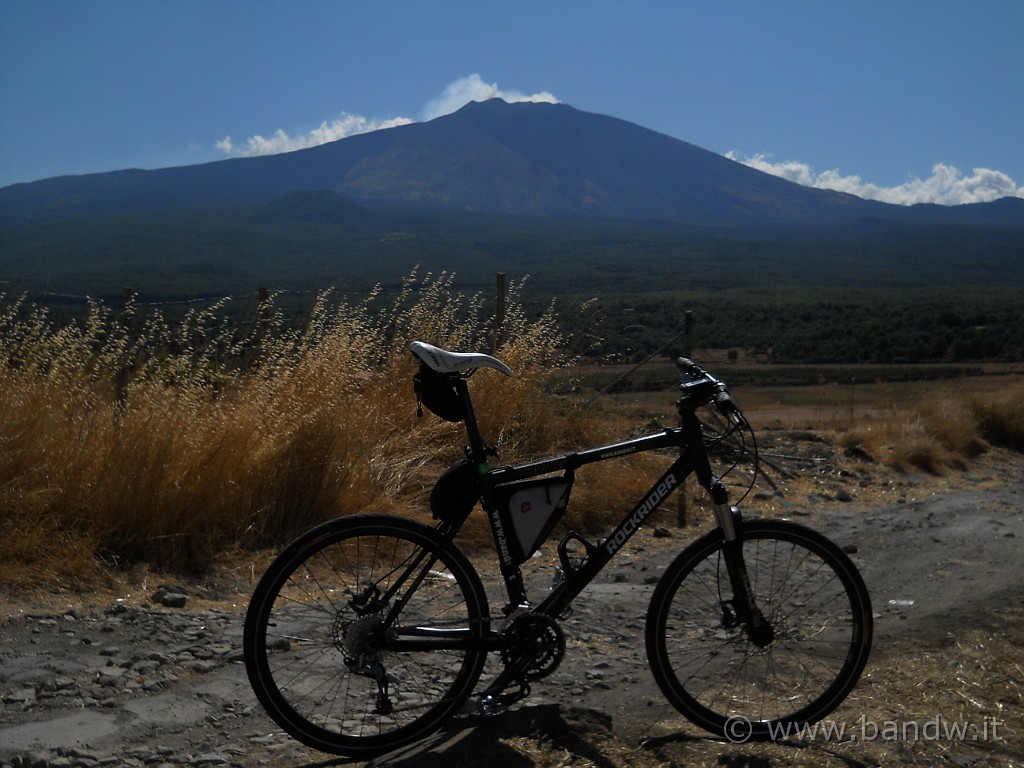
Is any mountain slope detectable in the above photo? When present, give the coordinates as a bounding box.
[4,99,1022,228]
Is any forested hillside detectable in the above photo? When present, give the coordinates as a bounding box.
[559,288,1024,364]
[3,202,1022,365]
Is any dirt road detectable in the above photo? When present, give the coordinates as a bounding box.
[2,450,1022,768]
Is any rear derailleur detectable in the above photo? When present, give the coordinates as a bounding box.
[337,609,394,715]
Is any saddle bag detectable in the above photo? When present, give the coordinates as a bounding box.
[413,362,465,422]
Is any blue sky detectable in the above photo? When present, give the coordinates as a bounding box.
[2,1,1021,204]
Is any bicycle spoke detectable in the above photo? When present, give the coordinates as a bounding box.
[647,521,871,736]
[245,516,488,756]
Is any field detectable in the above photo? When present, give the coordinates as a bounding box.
[2,275,1023,589]
[2,276,1024,767]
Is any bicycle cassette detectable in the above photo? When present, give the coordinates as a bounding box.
[501,613,565,681]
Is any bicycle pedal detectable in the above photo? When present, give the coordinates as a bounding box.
[477,682,530,716]
[457,697,479,716]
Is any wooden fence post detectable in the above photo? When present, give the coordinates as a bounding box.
[684,310,694,358]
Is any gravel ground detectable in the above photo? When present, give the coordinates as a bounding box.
[2,443,1022,768]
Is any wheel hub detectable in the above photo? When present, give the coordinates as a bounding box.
[338,613,384,659]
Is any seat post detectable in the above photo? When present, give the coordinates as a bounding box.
[455,378,491,472]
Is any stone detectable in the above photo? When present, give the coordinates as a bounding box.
[151,588,188,608]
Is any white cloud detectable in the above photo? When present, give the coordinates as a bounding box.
[421,74,558,121]
[218,114,413,158]
[726,152,1024,206]
[217,74,558,158]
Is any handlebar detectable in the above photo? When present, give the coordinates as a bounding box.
[675,357,747,427]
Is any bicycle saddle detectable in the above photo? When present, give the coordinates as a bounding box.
[410,341,513,376]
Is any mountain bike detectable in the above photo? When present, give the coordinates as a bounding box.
[243,341,872,757]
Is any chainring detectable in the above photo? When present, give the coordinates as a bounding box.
[501,613,566,681]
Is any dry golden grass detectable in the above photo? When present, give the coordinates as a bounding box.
[0,273,590,590]
[968,383,1024,452]
[3,277,1023,598]
[840,380,1024,474]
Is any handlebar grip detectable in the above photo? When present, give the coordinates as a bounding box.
[714,389,747,426]
[714,390,737,415]
[675,356,704,383]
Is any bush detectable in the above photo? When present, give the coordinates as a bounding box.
[968,385,1024,451]
[840,380,1024,473]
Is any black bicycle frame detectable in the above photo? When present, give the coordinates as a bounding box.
[448,376,744,616]
[386,378,756,660]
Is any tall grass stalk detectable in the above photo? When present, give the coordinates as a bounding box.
[0,274,586,588]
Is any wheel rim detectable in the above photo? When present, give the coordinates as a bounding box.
[249,525,486,750]
[652,525,869,731]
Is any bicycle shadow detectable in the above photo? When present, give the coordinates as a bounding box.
[289,709,876,768]
[295,703,619,768]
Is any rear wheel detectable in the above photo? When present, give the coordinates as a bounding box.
[244,514,489,757]
[645,520,872,741]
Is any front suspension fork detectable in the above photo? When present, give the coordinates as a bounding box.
[714,497,775,647]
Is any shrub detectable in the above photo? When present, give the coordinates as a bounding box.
[840,380,1024,474]
[968,383,1024,451]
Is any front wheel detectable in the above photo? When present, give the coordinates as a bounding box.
[645,519,872,740]
[244,514,490,757]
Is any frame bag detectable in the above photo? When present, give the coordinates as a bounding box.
[494,473,573,565]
